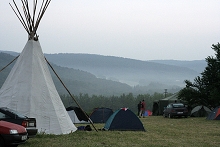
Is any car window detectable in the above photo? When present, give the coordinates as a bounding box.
[167,104,172,108]
[173,104,184,108]
[6,109,26,118]
[0,112,10,119]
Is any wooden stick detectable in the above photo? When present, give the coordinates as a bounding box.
[22,4,31,32]
[35,0,45,30]
[23,0,32,32]
[9,2,29,33]
[45,57,98,132]
[12,0,29,31]
[35,0,51,31]
[32,0,37,29]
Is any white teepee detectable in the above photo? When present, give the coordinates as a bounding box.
[0,0,77,134]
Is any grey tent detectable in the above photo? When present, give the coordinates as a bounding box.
[191,105,211,117]
[152,93,185,115]
[66,106,89,123]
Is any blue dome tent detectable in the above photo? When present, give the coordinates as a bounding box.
[104,108,145,131]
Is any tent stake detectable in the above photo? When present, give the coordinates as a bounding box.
[45,57,98,132]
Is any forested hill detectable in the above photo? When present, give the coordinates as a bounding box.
[44,53,204,87]
[0,51,206,96]
[0,52,134,96]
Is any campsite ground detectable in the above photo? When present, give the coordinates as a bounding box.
[20,116,219,147]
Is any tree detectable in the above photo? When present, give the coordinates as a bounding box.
[178,43,220,108]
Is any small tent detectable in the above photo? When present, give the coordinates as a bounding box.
[190,105,211,117]
[90,107,113,123]
[66,106,89,123]
[104,108,145,131]
[144,110,152,116]
[206,106,220,120]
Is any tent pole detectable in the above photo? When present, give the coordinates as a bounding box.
[45,57,98,132]
[0,55,19,73]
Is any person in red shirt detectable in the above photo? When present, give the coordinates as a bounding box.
[141,100,146,118]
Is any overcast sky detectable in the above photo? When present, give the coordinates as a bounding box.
[1,0,220,61]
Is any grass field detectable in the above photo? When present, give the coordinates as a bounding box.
[19,116,220,147]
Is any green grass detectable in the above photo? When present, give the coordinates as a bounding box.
[20,116,220,147]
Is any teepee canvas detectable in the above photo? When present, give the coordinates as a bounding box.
[0,0,77,134]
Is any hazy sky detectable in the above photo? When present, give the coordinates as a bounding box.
[1,0,220,61]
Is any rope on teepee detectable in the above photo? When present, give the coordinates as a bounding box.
[0,55,19,73]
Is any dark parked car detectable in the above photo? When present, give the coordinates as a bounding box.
[0,107,37,138]
[0,120,28,147]
[163,103,188,118]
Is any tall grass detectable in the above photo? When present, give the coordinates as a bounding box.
[20,116,220,147]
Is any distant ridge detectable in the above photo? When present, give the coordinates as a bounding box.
[0,52,132,96]
[44,53,203,87]
[0,51,206,95]
[0,50,19,57]
[149,60,206,73]
[0,50,206,73]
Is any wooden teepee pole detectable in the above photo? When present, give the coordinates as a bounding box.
[9,2,29,33]
[9,0,51,40]
[45,57,98,132]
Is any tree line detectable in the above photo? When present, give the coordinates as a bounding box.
[61,42,220,115]
[60,92,172,115]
